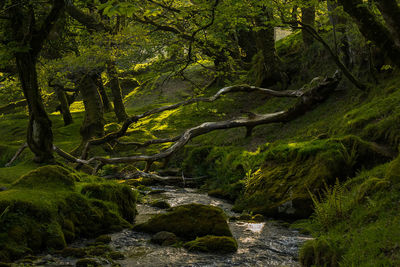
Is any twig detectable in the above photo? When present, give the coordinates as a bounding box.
[5,143,28,167]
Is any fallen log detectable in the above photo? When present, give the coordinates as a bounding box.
[80,83,306,159]
[76,71,341,170]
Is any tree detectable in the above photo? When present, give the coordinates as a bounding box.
[2,0,65,162]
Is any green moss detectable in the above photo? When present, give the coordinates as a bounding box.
[75,258,101,267]
[0,166,136,262]
[149,199,171,209]
[12,165,79,190]
[299,238,342,267]
[184,235,238,254]
[385,155,400,184]
[134,204,232,240]
[80,183,138,222]
[59,247,87,258]
[95,235,112,244]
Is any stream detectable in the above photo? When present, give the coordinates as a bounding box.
[112,186,310,267]
[31,186,311,267]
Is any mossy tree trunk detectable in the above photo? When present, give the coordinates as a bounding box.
[338,0,400,68]
[79,73,105,144]
[54,86,73,126]
[253,9,286,88]
[15,53,54,163]
[94,73,113,113]
[301,1,316,48]
[237,29,258,64]
[107,61,128,122]
[375,0,400,46]
[9,0,65,163]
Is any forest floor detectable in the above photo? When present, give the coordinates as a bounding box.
[1,31,400,266]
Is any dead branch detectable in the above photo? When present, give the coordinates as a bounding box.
[0,99,27,115]
[80,84,305,159]
[81,71,341,170]
[5,143,28,167]
[128,170,207,187]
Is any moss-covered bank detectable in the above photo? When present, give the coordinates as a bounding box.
[0,165,137,262]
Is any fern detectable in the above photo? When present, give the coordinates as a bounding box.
[309,179,348,230]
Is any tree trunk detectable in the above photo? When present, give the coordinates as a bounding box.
[94,73,113,113]
[107,61,128,122]
[375,0,400,46]
[54,86,73,126]
[253,10,286,88]
[79,74,105,143]
[338,0,400,67]
[237,29,258,64]
[301,2,316,48]
[15,53,54,163]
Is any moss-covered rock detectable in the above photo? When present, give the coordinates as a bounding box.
[151,231,178,246]
[108,251,125,260]
[59,247,87,258]
[149,199,171,209]
[95,235,112,244]
[233,136,390,219]
[184,235,238,254]
[75,258,101,267]
[134,204,232,240]
[12,165,79,190]
[0,166,136,262]
[80,183,138,222]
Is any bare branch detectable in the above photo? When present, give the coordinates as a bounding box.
[5,143,28,167]
[81,83,305,159]
[85,71,341,170]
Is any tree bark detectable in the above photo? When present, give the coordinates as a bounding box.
[375,0,400,46]
[15,53,54,163]
[301,1,316,48]
[107,61,128,122]
[94,73,113,113]
[338,0,400,68]
[79,74,105,143]
[253,9,287,88]
[54,86,73,126]
[9,0,65,163]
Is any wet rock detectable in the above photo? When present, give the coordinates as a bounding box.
[149,199,171,209]
[59,247,87,258]
[108,251,125,260]
[0,187,7,192]
[184,235,238,254]
[75,258,101,267]
[95,235,112,244]
[87,245,112,256]
[151,231,178,246]
[133,203,232,240]
[252,214,264,222]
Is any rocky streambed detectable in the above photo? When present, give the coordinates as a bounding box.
[25,186,310,267]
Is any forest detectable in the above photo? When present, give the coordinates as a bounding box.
[0,0,400,266]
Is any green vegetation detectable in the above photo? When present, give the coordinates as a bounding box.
[1,0,400,265]
[0,166,137,262]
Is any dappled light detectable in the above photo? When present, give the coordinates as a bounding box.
[1,0,400,266]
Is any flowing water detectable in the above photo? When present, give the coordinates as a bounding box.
[31,186,311,266]
[111,186,311,267]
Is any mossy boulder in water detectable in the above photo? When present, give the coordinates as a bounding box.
[184,235,238,254]
[151,231,178,246]
[134,203,232,239]
[80,183,138,222]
